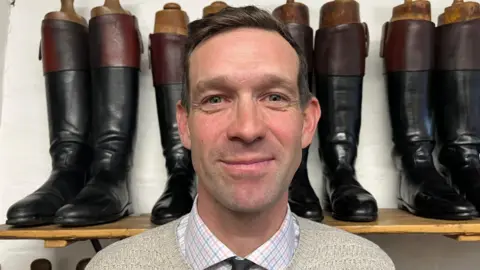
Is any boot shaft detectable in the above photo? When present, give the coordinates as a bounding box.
[88,13,142,172]
[435,19,480,146]
[40,19,92,169]
[381,15,436,148]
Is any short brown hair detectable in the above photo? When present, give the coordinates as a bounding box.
[181,5,311,111]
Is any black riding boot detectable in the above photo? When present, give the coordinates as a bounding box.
[273,0,323,222]
[149,4,196,225]
[6,13,91,226]
[380,1,477,219]
[435,7,480,214]
[314,0,377,222]
[54,11,142,226]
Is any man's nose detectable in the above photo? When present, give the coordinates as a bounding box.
[226,99,267,144]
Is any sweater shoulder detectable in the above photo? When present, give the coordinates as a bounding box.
[85,219,190,270]
[292,216,395,270]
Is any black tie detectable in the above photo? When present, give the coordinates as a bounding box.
[228,257,255,270]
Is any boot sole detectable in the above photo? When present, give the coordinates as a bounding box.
[331,213,377,222]
[398,199,478,220]
[53,204,133,227]
[6,216,54,227]
[324,201,377,222]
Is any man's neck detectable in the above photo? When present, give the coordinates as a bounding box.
[196,191,289,257]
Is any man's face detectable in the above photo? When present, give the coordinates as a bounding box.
[177,28,320,213]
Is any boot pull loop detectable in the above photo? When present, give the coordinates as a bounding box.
[362,22,369,57]
[148,36,152,70]
[379,21,389,58]
[38,40,42,61]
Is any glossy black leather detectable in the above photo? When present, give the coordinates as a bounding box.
[387,71,477,219]
[288,148,323,222]
[316,75,377,222]
[54,67,138,226]
[151,83,196,225]
[435,70,480,213]
[6,71,91,226]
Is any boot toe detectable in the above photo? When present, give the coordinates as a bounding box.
[331,188,378,222]
[6,193,63,226]
[151,192,194,225]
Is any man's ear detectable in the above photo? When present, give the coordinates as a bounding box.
[301,97,321,148]
[176,100,191,149]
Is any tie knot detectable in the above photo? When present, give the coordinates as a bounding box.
[228,256,255,270]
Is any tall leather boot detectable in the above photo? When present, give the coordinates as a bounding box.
[435,0,480,215]
[273,0,323,222]
[54,0,142,226]
[315,0,377,222]
[6,0,91,227]
[149,4,196,225]
[381,0,476,220]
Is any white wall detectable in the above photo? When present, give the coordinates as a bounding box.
[0,0,479,269]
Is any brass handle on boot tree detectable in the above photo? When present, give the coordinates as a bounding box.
[390,0,431,22]
[91,0,131,18]
[272,0,310,26]
[44,0,87,27]
[154,3,189,35]
[319,0,360,28]
[203,1,229,18]
[438,0,480,25]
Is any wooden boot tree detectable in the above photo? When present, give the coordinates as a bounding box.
[320,0,360,28]
[154,3,189,35]
[390,0,431,22]
[91,0,131,18]
[203,1,229,18]
[44,0,87,27]
[272,0,309,25]
[438,0,480,25]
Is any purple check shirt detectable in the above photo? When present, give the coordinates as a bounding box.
[176,196,300,270]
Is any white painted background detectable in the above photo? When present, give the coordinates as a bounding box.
[1,0,480,269]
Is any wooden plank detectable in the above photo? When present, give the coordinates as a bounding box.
[1,209,480,242]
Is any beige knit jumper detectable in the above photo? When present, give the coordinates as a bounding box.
[86,215,395,270]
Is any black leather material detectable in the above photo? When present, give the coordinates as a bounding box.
[316,75,377,222]
[288,148,323,222]
[151,83,196,225]
[6,71,91,226]
[54,67,138,226]
[435,70,480,213]
[387,71,477,220]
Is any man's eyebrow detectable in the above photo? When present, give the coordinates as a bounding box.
[194,74,298,97]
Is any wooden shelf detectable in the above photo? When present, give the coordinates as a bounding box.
[1,209,480,249]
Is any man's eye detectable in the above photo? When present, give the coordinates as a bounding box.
[206,96,223,104]
[268,94,284,102]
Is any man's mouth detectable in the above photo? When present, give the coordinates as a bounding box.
[220,157,274,175]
